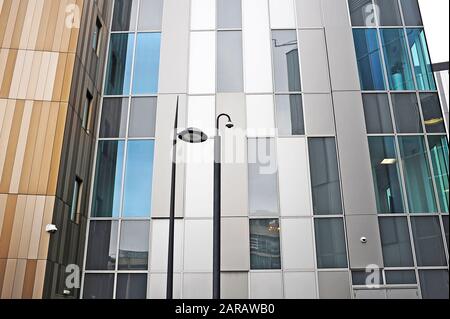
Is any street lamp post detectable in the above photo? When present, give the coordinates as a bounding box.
[213,114,234,300]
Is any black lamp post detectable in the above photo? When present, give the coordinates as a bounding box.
[167,101,208,300]
[213,114,234,300]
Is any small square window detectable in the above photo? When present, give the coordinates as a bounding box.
[250,219,281,270]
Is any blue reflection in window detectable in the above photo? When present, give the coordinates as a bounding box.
[407,28,436,91]
[123,140,155,217]
[132,33,161,95]
[380,29,415,91]
[105,33,135,95]
[353,29,386,90]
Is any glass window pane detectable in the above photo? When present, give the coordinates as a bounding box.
[379,217,414,267]
[118,221,150,270]
[411,217,447,266]
[407,28,436,90]
[363,94,393,134]
[123,141,155,217]
[374,0,403,26]
[398,136,437,213]
[308,138,343,215]
[380,29,415,91]
[353,29,386,90]
[272,30,301,92]
[314,218,348,269]
[348,0,377,26]
[250,219,281,270]
[419,270,449,299]
[129,97,157,138]
[105,33,135,95]
[385,270,417,284]
[443,215,449,249]
[217,31,244,92]
[112,0,138,31]
[85,221,118,270]
[138,0,163,31]
[352,270,383,286]
[116,274,147,299]
[100,98,128,138]
[217,0,242,29]
[400,0,423,26]
[248,138,279,216]
[428,136,449,213]
[420,93,446,133]
[368,137,405,213]
[83,274,114,299]
[132,33,161,95]
[275,94,304,135]
[92,141,125,218]
[392,93,423,133]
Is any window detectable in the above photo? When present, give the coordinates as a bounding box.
[379,217,414,267]
[363,94,393,134]
[443,215,449,249]
[353,29,386,91]
[217,0,242,29]
[368,137,405,213]
[419,270,449,299]
[348,0,376,27]
[426,132,449,213]
[91,141,125,218]
[248,138,279,216]
[411,217,447,266]
[112,0,138,31]
[308,138,343,215]
[398,136,437,213]
[83,274,114,299]
[380,29,415,91]
[100,98,128,138]
[420,93,446,133]
[138,0,164,31]
[118,221,150,270]
[275,94,304,136]
[105,33,135,95]
[272,30,301,92]
[391,93,422,133]
[400,0,423,26]
[217,31,244,92]
[129,98,157,138]
[116,274,147,299]
[123,140,155,217]
[250,219,281,270]
[374,0,403,26]
[407,29,436,91]
[82,91,93,132]
[85,221,118,270]
[71,177,83,223]
[92,18,102,55]
[132,33,161,95]
[385,270,417,284]
[314,218,348,269]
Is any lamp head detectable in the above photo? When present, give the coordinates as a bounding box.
[225,121,234,129]
[178,127,208,144]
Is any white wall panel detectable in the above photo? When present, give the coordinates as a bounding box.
[149,220,184,272]
[246,95,275,136]
[187,95,216,137]
[184,220,213,272]
[183,273,212,299]
[250,272,283,299]
[269,0,296,29]
[284,272,317,299]
[191,0,216,30]
[281,218,315,269]
[303,94,335,136]
[188,32,216,94]
[295,0,323,28]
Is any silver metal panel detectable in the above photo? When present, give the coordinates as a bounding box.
[284,272,318,299]
[158,0,190,94]
[386,288,420,299]
[149,219,184,272]
[303,94,335,136]
[295,0,323,28]
[183,273,213,299]
[250,272,284,299]
[221,272,249,299]
[354,289,387,299]
[281,218,315,270]
[184,220,213,272]
[333,91,378,214]
[222,218,250,271]
[148,273,182,299]
[318,271,352,299]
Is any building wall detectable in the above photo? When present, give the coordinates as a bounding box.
[0,0,112,299]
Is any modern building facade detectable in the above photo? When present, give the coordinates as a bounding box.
[0,0,448,300]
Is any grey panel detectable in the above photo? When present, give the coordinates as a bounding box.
[303,94,335,135]
[250,272,283,299]
[158,0,190,94]
[183,273,213,299]
[345,214,384,269]
[284,272,317,299]
[217,93,249,217]
[151,94,186,218]
[221,272,249,299]
[148,273,182,299]
[318,271,351,299]
[298,30,330,93]
[321,0,361,91]
[295,0,323,28]
[333,91,378,214]
[221,218,250,271]
[386,288,419,299]
[354,289,386,299]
